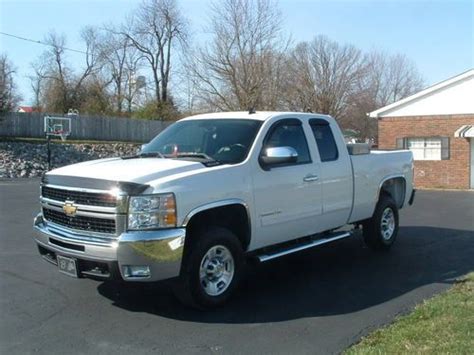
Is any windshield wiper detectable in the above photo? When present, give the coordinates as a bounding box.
[122,151,165,160]
[139,151,165,158]
[175,152,213,160]
[174,153,221,166]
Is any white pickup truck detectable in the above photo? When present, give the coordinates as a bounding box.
[34,111,415,308]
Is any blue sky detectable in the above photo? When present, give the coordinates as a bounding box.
[1,0,473,106]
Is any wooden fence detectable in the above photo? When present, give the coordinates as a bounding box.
[0,113,172,143]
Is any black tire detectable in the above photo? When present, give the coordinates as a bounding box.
[174,227,244,309]
[363,194,399,251]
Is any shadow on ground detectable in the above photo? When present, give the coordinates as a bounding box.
[98,226,474,323]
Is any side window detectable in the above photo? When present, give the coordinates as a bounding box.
[310,121,339,162]
[264,121,311,164]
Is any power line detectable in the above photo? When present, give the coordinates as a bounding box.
[0,31,87,55]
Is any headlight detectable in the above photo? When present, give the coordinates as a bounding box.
[128,193,177,230]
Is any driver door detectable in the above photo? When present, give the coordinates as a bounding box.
[251,118,323,248]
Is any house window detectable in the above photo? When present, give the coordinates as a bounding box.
[396,137,449,160]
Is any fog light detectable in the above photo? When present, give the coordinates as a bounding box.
[123,265,151,278]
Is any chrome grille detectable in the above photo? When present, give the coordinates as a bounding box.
[40,184,123,237]
[43,208,116,234]
[42,186,117,207]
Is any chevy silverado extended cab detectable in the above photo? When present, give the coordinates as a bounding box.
[34,111,415,308]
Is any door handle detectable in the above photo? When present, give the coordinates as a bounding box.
[303,174,319,182]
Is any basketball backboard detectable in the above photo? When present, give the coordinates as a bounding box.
[44,116,72,141]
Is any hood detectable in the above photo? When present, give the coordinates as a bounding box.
[46,157,205,185]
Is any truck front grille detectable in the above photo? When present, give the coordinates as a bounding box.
[42,186,117,207]
[43,208,116,234]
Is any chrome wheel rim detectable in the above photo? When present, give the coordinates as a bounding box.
[381,207,395,241]
[199,245,235,296]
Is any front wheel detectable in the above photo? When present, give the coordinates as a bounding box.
[363,194,399,250]
[174,227,244,309]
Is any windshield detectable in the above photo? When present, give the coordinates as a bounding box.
[142,119,263,165]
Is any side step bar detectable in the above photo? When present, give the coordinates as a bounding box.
[257,231,352,262]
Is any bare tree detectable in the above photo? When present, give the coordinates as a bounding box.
[123,55,146,113]
[342,51,424,140]
[28,60,46,111]
[41,31,70,112]
[0,53,21,113]
[73,26,105,96]
[99,27,147,114]
[79,76,113,114]
[284,37,423,141]
[365,51,424,106]
[178,65,200,114]
[32,29,106,113]
[120,0,187,114]
[286,36,368,118]
[191,0,288,111]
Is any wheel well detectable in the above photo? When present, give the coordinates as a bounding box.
[185,204,251,251]
[380,177,406,208]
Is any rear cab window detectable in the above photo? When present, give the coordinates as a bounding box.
[309,119,339,162]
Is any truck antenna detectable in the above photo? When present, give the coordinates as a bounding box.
[248,107,256,114]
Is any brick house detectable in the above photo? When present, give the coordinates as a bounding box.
[370,69,474,189]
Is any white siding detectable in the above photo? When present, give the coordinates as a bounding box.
[379,76,474,117]
[370,69,474,118]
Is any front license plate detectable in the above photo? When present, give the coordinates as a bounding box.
[57,255,78,278]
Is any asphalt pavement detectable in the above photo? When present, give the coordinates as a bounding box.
[1,179,473,354]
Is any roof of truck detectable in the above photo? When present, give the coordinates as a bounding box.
[180,111,331,122]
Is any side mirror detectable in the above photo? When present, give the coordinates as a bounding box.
[138,143,148,154]
[260,146,298,166]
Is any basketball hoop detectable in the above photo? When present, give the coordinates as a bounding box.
[44,116,71,141]
[44,115,73,170]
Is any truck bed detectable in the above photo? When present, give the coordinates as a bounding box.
[349,149,413,223]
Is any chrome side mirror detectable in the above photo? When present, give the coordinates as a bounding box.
[260,146,298,166]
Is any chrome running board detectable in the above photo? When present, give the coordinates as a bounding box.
[257,231,352,262]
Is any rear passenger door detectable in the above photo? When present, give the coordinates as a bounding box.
[309,119,353,230]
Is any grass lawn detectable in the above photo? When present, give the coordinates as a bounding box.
[346,272,474,354]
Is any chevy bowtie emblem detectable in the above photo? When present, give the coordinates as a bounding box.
[63,201,78,217]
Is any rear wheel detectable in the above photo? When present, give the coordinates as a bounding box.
[174,227,244,309]
[363,194,399,250]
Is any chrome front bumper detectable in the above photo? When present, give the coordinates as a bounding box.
[33,213,185,282]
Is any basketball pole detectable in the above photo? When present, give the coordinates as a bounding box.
[47,134,51,171]
[44,114,73,171]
